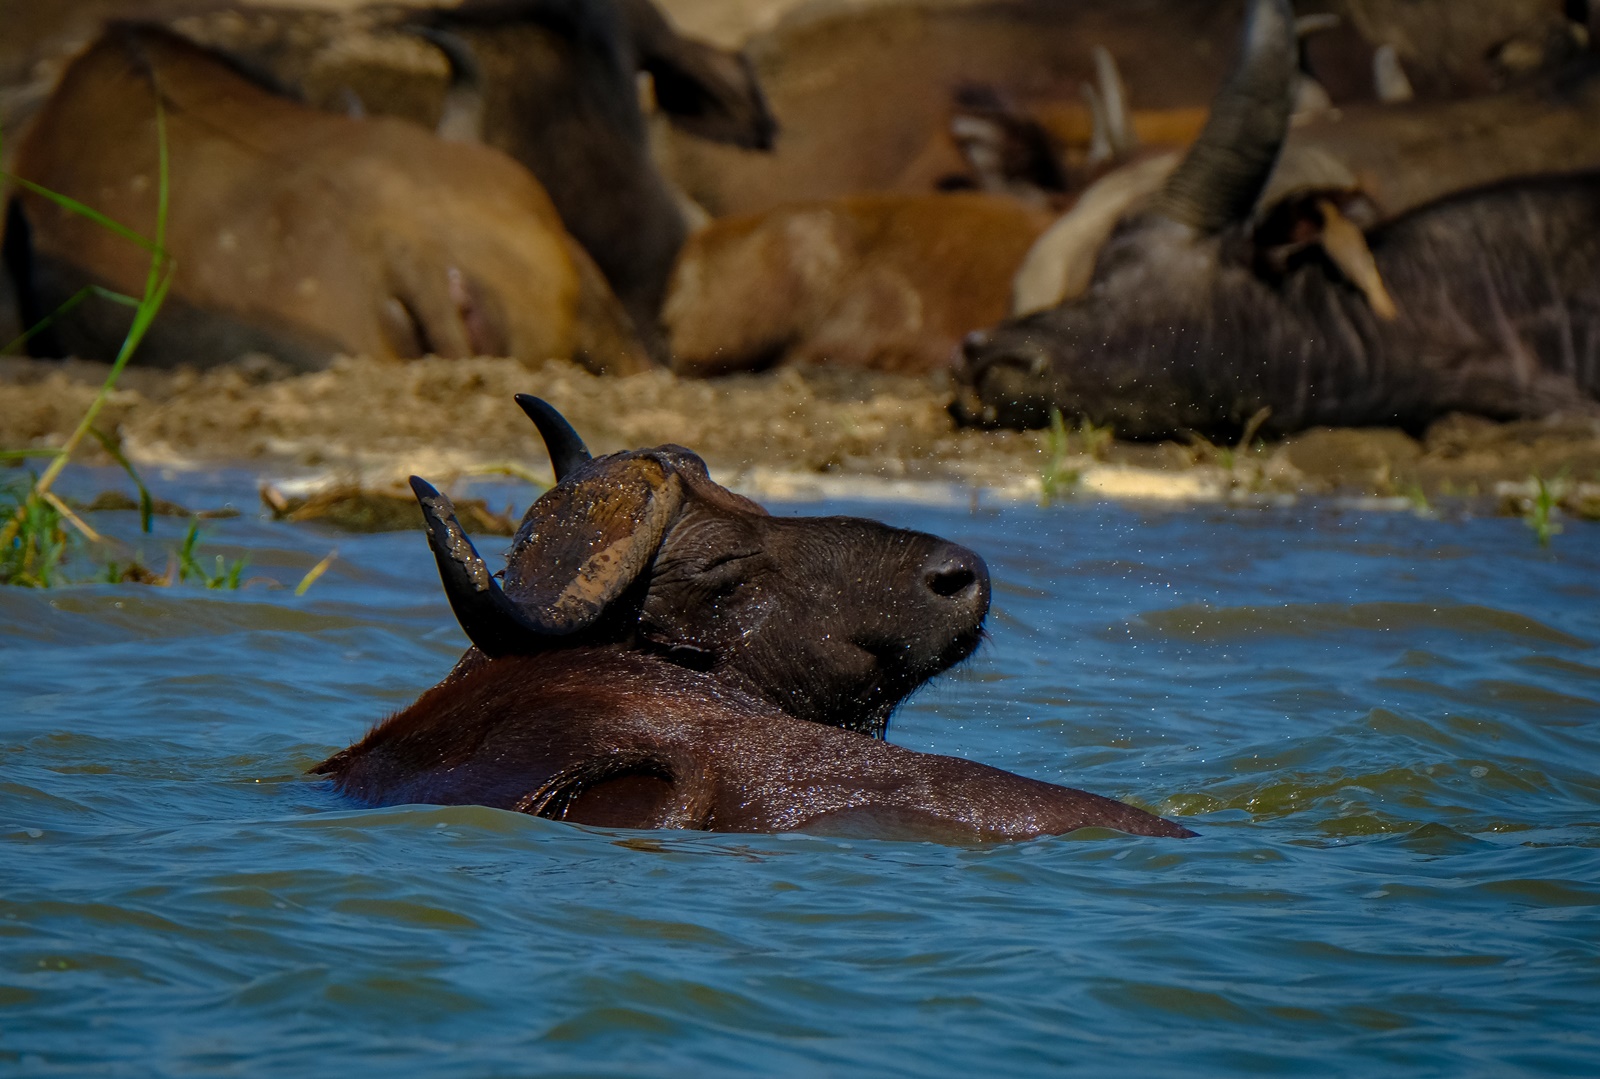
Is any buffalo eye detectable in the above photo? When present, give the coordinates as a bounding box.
[689,549,763,597]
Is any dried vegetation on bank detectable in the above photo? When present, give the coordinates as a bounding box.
[4,354,1600,521]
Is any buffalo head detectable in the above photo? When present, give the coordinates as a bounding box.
[413,396,990,737]
[958,0,1301,439]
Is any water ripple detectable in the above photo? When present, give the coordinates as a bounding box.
[2,489,1599,1076]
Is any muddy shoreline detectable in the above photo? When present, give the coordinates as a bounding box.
[4,355,1599,518]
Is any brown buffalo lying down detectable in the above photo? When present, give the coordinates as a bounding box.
[6,25,649,374]
[166,0,776,359]
[661,0,1588,217]
[314,397,1193,841]
[664,193,1052,376]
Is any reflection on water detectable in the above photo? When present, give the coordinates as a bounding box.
[2,473,1598,1077]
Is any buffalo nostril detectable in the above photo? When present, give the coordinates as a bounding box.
[925,553,979,598]
[927,564,975,597]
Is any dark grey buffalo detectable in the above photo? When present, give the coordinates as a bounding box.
[958,0,1600,439]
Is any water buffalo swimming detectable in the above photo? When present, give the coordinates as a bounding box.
[314,397,1193,840]
[958,0,1600,439]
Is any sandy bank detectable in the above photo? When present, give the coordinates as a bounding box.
[5,355,1600,519]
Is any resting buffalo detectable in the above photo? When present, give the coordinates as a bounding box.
[314,397,1192,840]
[164,0,774,356]
[1011,8,1600,320]
[6,25,649,373]
[657,0,1588,218]
[660,0,1250,217]
[959,0,1600,438]
[664,192,1052,376]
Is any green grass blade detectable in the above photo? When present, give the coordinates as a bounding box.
[1,285,142,355]
[88,427,154,533]
[1,93,178,576]
[177,521,200,582]
[3,175,161,255]
[152,97,170,273]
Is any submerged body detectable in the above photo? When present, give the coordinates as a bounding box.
[314,397,1190,841]
[317,648,1193,841]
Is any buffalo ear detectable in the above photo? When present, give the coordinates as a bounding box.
[500,455,683,633]
[616,0,777,150]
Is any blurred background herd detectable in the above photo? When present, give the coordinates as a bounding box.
[3,0,1599,443]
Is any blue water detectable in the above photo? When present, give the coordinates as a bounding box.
[3,472,1598,1077]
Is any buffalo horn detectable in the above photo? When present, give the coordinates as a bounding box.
[408,26,485,142]
[1083,80,1112,166]
[1317,200,1398,321]
[410,476,572,657]
[1294,13,1340,36]
[515,394,593,481]
[1372,44,1415,104]
[1093,46,1136,158]
[1155,0,1296,233]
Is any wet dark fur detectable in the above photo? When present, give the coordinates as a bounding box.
[453,444,990,739]
[315,407,1192,840]
[315,648,1194,841]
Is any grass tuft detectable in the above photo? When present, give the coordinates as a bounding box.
[1525,475,1563,547]
[0,102,174,582]
[1,108,325,596]
[175,520,248,590]
[1039,408,1080,505]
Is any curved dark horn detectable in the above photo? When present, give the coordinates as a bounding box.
[410,476,572,657]
[406,26,484,142]
[514,394,592,481]
[1155,0,1296,233]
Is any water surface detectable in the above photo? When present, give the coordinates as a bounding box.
[3,473,1598,1076]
